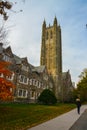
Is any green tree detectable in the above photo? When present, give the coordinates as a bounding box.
[38,89,57,105]
[77,68,87,102]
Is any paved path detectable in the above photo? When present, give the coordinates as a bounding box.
[69,109,87,130]
[28,105,87,130]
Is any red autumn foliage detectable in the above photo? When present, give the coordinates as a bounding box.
[0,61,15,101]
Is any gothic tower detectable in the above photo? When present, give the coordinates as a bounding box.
[40,17,62,99]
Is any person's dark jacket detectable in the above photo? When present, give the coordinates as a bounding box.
[76,101,81,107]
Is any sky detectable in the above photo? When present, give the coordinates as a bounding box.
[0,0,87,85]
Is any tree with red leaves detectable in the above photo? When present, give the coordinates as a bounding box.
[0,61,15,101]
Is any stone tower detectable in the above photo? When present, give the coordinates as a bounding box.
[40,17,62,99]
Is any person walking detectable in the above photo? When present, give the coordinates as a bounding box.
[76,98,81,114]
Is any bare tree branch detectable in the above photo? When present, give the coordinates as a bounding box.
[0,0,25,20]
[0,0,13,20]
[0,24,9,46]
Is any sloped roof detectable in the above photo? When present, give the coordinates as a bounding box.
[29,63,34,69]
[21,57,28,63]
[13,54,22,64]
[32,65,46,73]
[13,54,34,72]
[5,46,13,56]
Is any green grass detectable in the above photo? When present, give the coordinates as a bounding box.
[0,103,76,130]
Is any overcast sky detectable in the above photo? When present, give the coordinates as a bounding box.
[1,0,87,85]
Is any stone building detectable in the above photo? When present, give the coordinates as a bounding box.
[61,70,74,102]
[0,43,53,103]
[40,17,74,101]
[0,17,74,102]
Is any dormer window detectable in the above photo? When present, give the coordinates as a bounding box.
[21,64,28,72]
[3,55,11,62]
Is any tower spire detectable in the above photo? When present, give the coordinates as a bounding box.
[43,19,46,28]
[54,16,57,25]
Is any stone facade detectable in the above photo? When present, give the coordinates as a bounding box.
[0,17,74,102]
[0,43,53,103]
[40,17,62,75]
[40,17,62,99]
[61,70,74,102]
[40,17,74,100]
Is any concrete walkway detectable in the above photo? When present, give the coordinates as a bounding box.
[28,105,87,130]
[69,109,87,130]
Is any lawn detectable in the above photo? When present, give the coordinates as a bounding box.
[0,103,76,130]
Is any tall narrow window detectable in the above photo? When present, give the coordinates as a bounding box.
[20,75,24,82]
[19,90,22,96]
[50,30,53,39]
[32,91,34,97]
[46,31,48,40]
[29,79,33,85]
[23,90,26,97]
